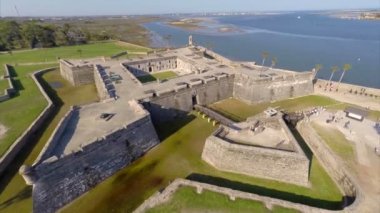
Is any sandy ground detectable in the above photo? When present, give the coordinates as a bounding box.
[310,111,380,212]
[0,123,7,139]
[314,80,380,111]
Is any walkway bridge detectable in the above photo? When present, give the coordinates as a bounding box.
[194,105,238,129]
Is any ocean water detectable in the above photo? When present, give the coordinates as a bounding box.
[144,13,380,88]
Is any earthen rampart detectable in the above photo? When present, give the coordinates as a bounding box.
[0,67,56,176]
[134,179,336,213]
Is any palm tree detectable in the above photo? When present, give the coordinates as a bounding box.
[336,64,352,91]
[270,57,277,70]
[261,51,269,72]
[313,64,323,79]
[326,66,339,90]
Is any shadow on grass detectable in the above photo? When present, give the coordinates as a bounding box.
[153,113,196,141]
[7,66,17,78]
[186,173,344,210]
[0,71,63,194]
[0,186,32,210]
[137,75,156,83]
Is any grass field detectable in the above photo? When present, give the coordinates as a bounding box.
[0,79,8,95]
[312,122,355,162]
[0,69,99,213]
[210,95,341,122]
[62,96,343,213]
[0,65,55,157]
[146,186,299,213]
[137,71,178,83]
[0,41,149,65]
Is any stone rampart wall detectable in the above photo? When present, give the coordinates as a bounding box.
[0,64,16,102]
[134,179,335,213]
[94,65,114,100]
[33,107,77,165]
[31,114,159,213]
[233,72,314,104]
[144,76,234,123]
[202,134,309,186]
[60,60,94,86]
[297,121,360,211]
[0,68,56,176]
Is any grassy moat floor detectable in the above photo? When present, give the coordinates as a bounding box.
[137,71,178,83]
[146,186,300,213]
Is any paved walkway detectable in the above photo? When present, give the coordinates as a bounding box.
[194,105,237,128]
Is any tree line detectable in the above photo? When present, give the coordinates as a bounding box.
[0,20,111,51]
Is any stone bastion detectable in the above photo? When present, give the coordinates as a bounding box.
[202,113,310,186]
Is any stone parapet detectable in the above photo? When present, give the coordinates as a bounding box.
[134,179,336,213]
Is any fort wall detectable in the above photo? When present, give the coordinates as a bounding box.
[143,75,234,123]
[60,60,94,86]
[202,128,310,186]
[135,179,335,213]
[233,72,314,104]
[0,68,56,176]
[29,112,159,213]
[0,64,16,102]
[297,121,359,210]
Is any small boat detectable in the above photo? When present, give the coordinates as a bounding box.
[297,16,301,19]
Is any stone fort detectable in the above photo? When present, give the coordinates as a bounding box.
[20,37,315,213]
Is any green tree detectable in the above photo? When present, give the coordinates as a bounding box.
[270,57,277,69]
[0,21,23,50]
[313,64,323,79]
[261,51,269,67]
[326,66,339,89]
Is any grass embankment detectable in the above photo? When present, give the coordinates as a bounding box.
[210,95,341,122]
[147,186,299,213]
[137,71,178,83]
[0,41,149,65]
[63,95,343,213]
[0,79,8,95]
[311,123,355,162]
[0,65,55,157]
[0,69,98,213]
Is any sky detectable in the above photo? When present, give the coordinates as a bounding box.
[0,0,379,17]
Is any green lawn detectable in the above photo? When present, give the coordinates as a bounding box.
[137,71,178,83]
[312,122,355,162]
[210,95,341,122]
[0,79,8,95]
[0,41,150,65]
[146,186,271,213]
[0,65,55,157]
[0,69,99,213]
[62,97,343,213]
